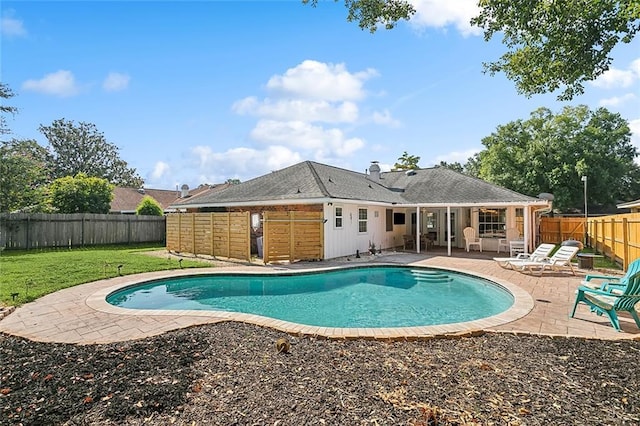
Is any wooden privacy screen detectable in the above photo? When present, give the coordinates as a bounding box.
[262,211,324,264]
[166,212,251,261]
[538,217,585,244]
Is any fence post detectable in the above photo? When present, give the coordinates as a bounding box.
[622,218,629,271]
[610,218,616,264]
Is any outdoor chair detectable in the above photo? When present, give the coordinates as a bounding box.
[463,227,482,252]
[507,246,580,276]
[402,234,416,250]
[581,258,640,294]
[493,243,556,269]
[497,228,520,254]
[571,269,640,331]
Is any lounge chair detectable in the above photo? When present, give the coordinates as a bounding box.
[571,269,640,331]
[507,245,580,275]
[493,243,556,269]
[463,227,482,252]
[581,258,640,293]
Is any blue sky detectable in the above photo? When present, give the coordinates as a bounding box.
[2,1,639,190]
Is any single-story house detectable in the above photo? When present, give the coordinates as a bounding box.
[170,161,552,259]
[110,183,230,214]
[617,199,640,213]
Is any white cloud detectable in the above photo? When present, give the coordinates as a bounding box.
[233,97,359,123]
[431,148,480,167]
[266,60,377,101]
[150,161,170,180]
[591,58,640,89]
[22,70,80,97]
[599,93,637,107]
[1,15,26,37]
[371,109,401,127]
[103,72,130,92]
[409,0,482,36]
[249,120,365,159]
[190,145,302,181]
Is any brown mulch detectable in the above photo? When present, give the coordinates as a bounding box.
[1,322,639,425]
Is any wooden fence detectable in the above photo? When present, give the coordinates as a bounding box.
[538,217,586,244]
[0,213,166,250]
[165,212,251,261]
[587,212,640,270]
[262,211,324,263]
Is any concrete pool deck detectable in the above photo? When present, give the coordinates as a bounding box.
[1,251,639,343]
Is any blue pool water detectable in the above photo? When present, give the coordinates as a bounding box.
[107,266,514,328]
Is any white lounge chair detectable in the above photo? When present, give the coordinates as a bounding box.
[508,246,580,276]
[493,243,556,269]
[463,227,482,252]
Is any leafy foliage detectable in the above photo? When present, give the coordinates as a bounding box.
[476,105,640,212]
[39,119,143,187]
[303,0,415,33]
[136,196,164,216]
[48,173,114,214]
[0,83,18,137]
[0,140,52,212]
[393,151,420,170]
[436,161,465,173]
[471,0,640,100]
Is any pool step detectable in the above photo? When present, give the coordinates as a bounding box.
[410,270,453,283]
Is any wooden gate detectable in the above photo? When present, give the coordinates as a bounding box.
[262,211,324,263]
[166,212,251,261]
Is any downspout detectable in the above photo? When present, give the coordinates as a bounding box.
[531,203,553,249]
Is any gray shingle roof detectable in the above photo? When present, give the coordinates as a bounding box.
[175,161,541,207]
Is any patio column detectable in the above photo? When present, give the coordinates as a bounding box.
[416,206,420,254]
[523,205,530,253]
[447,206,451,256]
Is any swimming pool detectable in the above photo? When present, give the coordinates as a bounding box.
[106,266,514,328]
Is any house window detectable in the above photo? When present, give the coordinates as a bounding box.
[479,208,506,236]
[358,208,367,233]
[334,206,343,229]
[386,209,393,232]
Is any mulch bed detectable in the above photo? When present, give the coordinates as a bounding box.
[1,322,639,425]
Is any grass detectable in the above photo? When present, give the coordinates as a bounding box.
[0,244,209,306]
[579,246,622,270]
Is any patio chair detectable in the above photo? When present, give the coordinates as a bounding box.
[570,269,640,331]
[581,258,640,294]
[463,227,482,252]
[497,228,520,254]
[402,234,416,250]
[493,243,556,269]
[507,245,580,276]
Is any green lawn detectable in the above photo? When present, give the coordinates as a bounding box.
[0,244,209,306]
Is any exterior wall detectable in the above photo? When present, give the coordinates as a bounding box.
[323,203,404,259]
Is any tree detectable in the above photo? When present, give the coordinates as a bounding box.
[0,139,52,212]
[0,83,18,137]
[317,1,638,100]
[393,151,420,170]
[48,173,114,214]
[303,0,415,33]
[475,105,640,212]
[39,119,144,187]
[225,178,241,185]
[436,161,464,173]
[136,196,163,216]
[470,0,639,100]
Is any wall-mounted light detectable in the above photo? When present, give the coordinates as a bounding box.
[328,202,333,206]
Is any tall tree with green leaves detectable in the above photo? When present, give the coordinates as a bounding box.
[48,173,114,214]
[472,0,639,100]
[311,1,638,100]
[393,151,420,170]
[136,196,163,216]
[39,119,144,187]
[0,83,18,138]
[476,105,640,212]
[0,140,52,212]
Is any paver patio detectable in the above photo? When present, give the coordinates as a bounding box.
[1,250,639,343]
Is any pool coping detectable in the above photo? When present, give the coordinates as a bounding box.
[86,262,534,340]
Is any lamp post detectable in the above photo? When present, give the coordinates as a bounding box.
[581,176,588,245]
